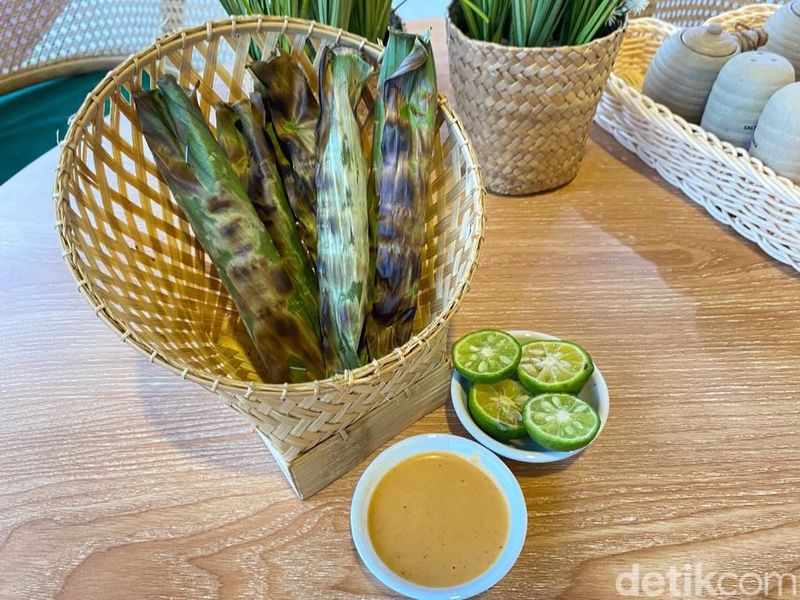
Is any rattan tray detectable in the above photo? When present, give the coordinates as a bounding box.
[596,4,800,272]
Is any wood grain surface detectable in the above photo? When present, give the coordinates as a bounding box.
[2,18,800,600]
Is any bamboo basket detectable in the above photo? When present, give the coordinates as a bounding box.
[447,14,625,195]
[596,5,800,273]
[53,17,485,499]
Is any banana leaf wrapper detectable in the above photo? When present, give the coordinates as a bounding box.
[366,31,438,359]
[250,55,319,261]
[315,48,374,372]
[214,102,250,187]
[230,96,322,347]
[215,97,321,352]
[262,116,311,254]
[134,75,325,383]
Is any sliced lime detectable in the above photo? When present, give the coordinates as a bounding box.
[523,393,600,451]
[468,379,530,440]
[517,340,594,394]
[452,329,522,383]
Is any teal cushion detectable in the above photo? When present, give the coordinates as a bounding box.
[0,71,107,185]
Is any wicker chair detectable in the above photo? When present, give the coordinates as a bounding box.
[0,0,225,94]
[641,0,786,25]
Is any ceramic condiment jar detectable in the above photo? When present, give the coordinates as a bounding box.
[701,51,795,148]
[763,0,800,78]
[644,23,753,123]
[750,82,800,182]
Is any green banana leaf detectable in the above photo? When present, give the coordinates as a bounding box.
[214,102,250,188]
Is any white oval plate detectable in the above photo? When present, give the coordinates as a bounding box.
[451,330,609,463]
[351,433,527,599]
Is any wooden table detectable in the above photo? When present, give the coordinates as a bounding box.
[3,18,800,600]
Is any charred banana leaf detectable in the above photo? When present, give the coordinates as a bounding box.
[230,96,321,344]
[315,48,374,372]
[366,31,438,359]
[250,55,319,261]
[134,75,325,382]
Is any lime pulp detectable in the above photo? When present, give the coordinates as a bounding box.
[468,379,530,440]
[523,393,600,451]
[452,329,522,383]
[517,340,594,394]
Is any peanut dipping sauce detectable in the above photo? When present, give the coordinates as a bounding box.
[367,452,510,587]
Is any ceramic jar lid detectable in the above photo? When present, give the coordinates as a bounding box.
[680,23,740,57]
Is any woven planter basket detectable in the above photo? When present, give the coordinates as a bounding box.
[447,16,626,195]
[596,4,800,273]
[54,16,485,498]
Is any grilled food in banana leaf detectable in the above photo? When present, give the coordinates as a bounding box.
[250,55,319,261]
[229,97,321,342]
[316,48,374,372]
[214,102,250,187]
[134,75,325,383]
[366,31,438,359]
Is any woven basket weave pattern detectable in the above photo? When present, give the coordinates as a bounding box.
[54,17,485,463]
[596,5,800,272]
[647,0,787,25]
[447,19,625,195]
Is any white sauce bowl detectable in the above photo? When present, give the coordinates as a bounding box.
[351,433,527,599]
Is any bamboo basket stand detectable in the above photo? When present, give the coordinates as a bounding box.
[54,17,485,499]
